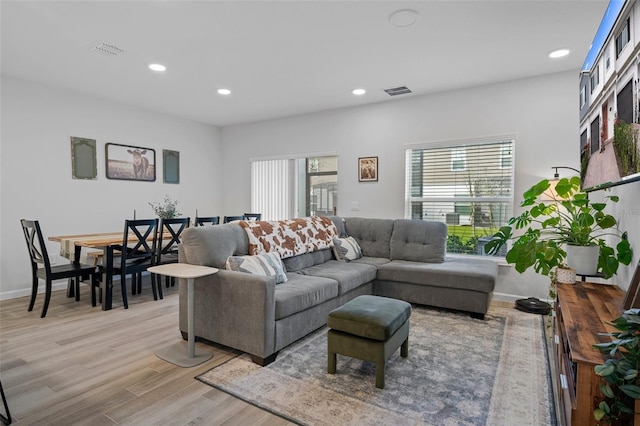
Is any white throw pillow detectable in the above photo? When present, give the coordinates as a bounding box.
[332,236,362,261]
[225,252,288,284]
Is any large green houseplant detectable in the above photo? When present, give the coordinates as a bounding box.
[484,176,632,279]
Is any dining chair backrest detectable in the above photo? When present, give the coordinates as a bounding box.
[243,213,262,221]
[223,215,245,223]
[21,219,100,317]
[120,218,159,262]
[20,219,52,272]
[195,216,220,226]
[158,217,190,257]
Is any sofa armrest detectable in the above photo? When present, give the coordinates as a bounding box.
[178,269,277,359]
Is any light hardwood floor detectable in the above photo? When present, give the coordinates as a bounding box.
[0,279,293,425]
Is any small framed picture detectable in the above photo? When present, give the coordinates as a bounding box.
[163,149,180,184]
[358,156,378,182]
[105,143,156,181]
[70,136,97,180]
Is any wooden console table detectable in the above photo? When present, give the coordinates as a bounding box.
[554,281,625,425]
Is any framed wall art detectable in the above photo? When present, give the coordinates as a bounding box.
[70,136,97,180]
[105,143,156,181]
[358,156,378,182]
[163,149,180,184]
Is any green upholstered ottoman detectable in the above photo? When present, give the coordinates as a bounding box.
[327,295,411,389]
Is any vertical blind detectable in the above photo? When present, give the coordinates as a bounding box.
[405,138,514,255]
[251,159,295,221]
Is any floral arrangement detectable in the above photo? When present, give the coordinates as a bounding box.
[149,195,181,219]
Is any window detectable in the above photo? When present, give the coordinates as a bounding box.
[500,145,512,169]
[616,18,630,58]
[251,155,337,220]
[306,157,338,217]
[451,148,466,171]
[590,65,600,93]
[405,138,514,256]
[580,86,586,108]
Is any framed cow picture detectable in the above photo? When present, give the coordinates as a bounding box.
[105,143,156,181]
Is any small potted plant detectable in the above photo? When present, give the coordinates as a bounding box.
[593,308,640,424]
[484,176,632,280]
[555,264,577,284]
[149,195,181,219]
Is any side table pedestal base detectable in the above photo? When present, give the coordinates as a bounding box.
[155,341,213,368]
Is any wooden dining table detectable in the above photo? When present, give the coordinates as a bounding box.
[49,231,172,311]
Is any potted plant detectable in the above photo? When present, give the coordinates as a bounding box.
[555,264,577,285]
[484,176,632,279]
[149,195,181,219]
[593,308,640,424]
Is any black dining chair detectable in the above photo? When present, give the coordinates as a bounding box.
[223,215,245,223]
[243,213,262,221]
[194,216,219,226]
[101,218,159,309]
[20,219,99,318]
[155,217,190,288]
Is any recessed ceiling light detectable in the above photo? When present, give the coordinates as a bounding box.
[549,49,570,59]
[352,88,366,96]
[217,88,231,95]
[389,9,419,27]
[149,63,166,72]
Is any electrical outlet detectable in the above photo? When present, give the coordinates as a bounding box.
[351,201,359,211]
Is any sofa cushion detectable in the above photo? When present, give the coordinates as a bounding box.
[390,219,446,263]
[328,216,347,237]
[298,260,377,295]
[332,236,362,261]
[226,252,288,284]
[274,274,339,319]
[344,218,394,258]
[376,258,498,293]
[351,256,392,268]
[180,223,248,268]
[282,248,333,272]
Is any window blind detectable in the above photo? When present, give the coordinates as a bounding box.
[405,138,514,255]
[251,159,295,221]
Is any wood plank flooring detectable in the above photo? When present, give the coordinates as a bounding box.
[0,279,292,425]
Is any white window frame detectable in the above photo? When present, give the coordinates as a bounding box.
[404,136,515,256]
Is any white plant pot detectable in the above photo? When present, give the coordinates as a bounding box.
[566,244,600,276]
[556,267,577,284]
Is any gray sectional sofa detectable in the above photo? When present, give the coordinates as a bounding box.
[177,216,498,365]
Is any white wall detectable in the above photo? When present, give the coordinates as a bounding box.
[0,76,222,299]
[220,71,608,301]
[4,71,637,301]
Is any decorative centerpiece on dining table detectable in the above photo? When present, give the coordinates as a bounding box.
[149,195,181,219]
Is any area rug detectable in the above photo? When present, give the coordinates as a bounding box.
[197,305,554,425]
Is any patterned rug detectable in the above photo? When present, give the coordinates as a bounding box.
[197,305,554,425]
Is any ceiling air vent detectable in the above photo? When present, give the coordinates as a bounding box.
[383,86,412,96]
[89,42,125,57]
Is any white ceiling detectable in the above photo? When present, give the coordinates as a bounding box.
[1,1,608,127]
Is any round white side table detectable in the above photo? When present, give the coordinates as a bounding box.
[148,263,218,367]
